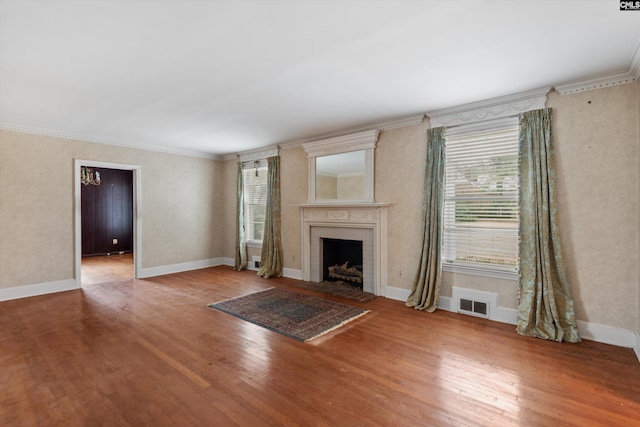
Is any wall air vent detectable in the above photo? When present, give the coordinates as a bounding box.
[458,298,489,318]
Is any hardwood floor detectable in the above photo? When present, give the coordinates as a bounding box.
[81,253,133,285]
[2,265,639,426]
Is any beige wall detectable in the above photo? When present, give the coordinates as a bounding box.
[3,82,638,333]
[223,83,639,331]
[221,159,238,261]
[280,146,308,270]
[547,83,639,330]
[0,130,224,289]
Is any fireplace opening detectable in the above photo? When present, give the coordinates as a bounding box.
[321,238,363,288]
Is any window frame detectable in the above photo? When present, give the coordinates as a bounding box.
[242,161,268,247]
[442,117,520,281]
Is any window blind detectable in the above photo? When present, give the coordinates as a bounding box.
[443,124,519,271]
[242,164,268,241]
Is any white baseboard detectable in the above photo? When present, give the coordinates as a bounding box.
[437,295,454,312]
[384,286,517,324]
[283,268,303,280]
[383,285,640,356]
[219,256,301,279]
[576,320,638,350]
[384,285,410,301]
[139,258,226,278]
[0,279,79,302]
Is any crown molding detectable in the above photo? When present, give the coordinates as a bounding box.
[554,71,637,96]
[277,113,424,151]
[427,87,550,128]
[221,153,238,161]
[239,145,278,162]
[301,130,379,157]
[555,41,640,95]
[629,40,640,80]
[0,122,221,160]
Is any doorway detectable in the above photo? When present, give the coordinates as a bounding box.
[74,160,141,287]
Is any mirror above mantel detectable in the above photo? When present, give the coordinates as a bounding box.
[302,130,379,204]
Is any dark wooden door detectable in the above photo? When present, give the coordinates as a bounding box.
[81,168,133,256]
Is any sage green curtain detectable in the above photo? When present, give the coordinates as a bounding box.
[234,162,247,271]
[517,108,580,343]
[257,156,283,278]
[406,127,445,312]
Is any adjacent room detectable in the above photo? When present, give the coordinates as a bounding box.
[1,1,639,425]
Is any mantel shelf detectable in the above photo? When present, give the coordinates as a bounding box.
[294,202,391,208]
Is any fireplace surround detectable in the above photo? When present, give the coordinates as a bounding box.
[300,203,388,295]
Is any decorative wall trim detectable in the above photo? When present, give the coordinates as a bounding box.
[437,295,454,312]
[300,204,388,296]
[0,122,220,160]
[278,113,424,151]
[385,287,635,353]
[554,72,637,95]
[576,320,638,350]
[556,42,640,95]
[283,268,303,281]
[630,41,640,80]
[384,285,411,301]
[74,160,143,283]
[221,153,238,161]
[302,131,379,204]
[139,257,226,278]
[0,279,79,302]
[301,130,379,157]
[221,256,302,279]
[239,145,279,162]
[427,87,550,127]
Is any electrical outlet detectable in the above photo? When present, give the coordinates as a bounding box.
[112,238,118,245]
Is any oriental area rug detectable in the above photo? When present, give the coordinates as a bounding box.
[208,287,368,342]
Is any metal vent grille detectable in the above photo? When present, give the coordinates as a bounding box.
[459,298,489,318]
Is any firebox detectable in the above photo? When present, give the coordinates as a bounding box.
[321,238,363,288]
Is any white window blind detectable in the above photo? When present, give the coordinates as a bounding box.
[243,162,268,242]
[443,121,519,275]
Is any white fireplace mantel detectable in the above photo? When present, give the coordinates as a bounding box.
[299,203,389,296]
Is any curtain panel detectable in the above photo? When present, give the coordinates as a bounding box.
[406,127,446,312]
[517,108,580,343]
[234,162,247,271]
[257,156,283,278]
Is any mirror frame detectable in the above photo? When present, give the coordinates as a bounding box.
[302,130,379,204]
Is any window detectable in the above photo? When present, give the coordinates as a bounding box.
[243,162,268,243]
[443,119,519,278]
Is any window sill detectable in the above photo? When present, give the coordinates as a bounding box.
[246,240,263,249]
[442,262,518,281]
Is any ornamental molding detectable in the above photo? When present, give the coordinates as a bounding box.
[301,129,379,157]
[556,41,640,95]
[427,87,550,128]
[278,113,423,151]
[238,145,278,162]
[554,72,637,96]
[0,122,220,160]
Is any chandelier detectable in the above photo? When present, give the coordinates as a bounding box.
[81,166,101,186]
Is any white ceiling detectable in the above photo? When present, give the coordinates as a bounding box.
[1,1,639,158]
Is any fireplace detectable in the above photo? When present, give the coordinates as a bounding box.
[322,238,364,287]
[300,204,388,295]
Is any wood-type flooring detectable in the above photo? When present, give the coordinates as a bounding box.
[2,259,639,426]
